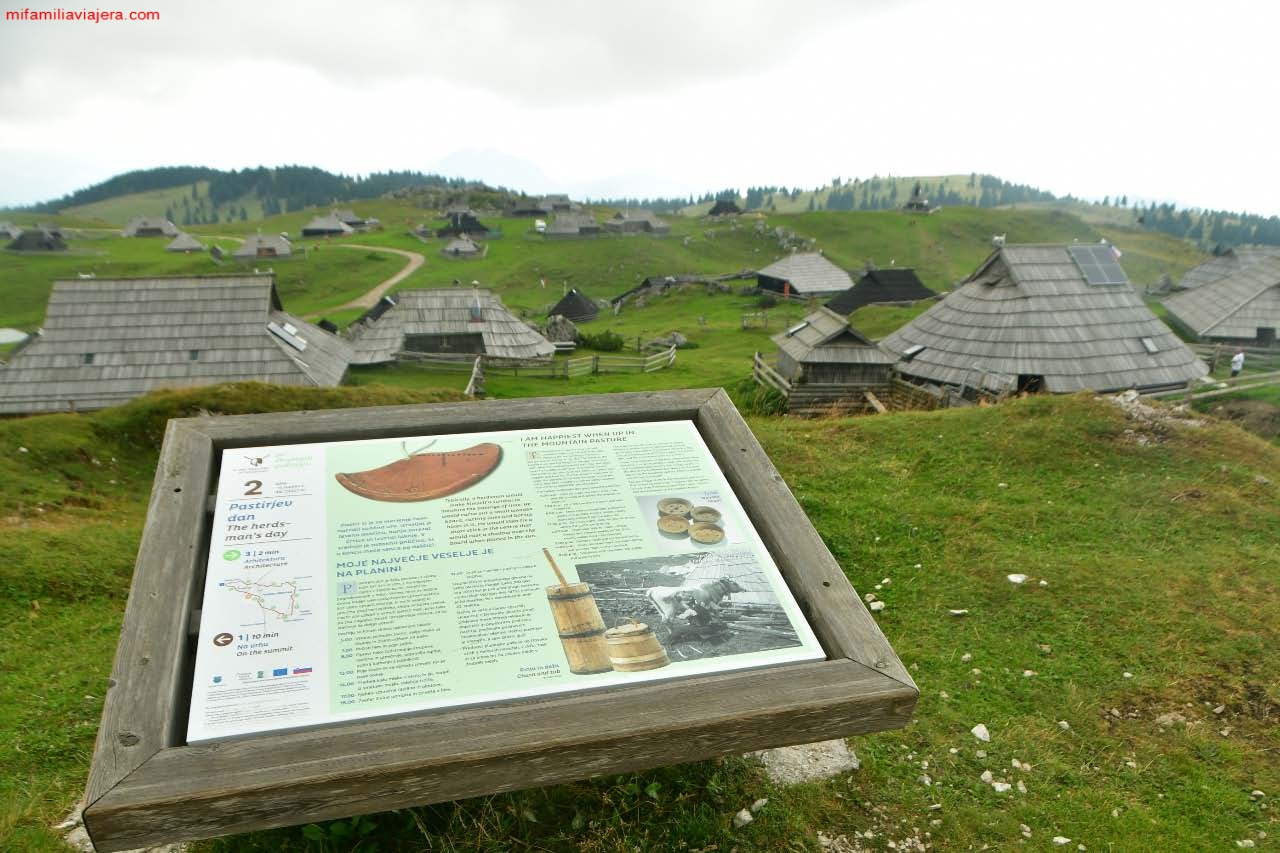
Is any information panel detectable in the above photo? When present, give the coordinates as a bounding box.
[188,421,824,743]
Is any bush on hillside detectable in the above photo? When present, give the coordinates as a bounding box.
[580,330,625,352]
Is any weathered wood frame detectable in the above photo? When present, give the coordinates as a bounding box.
[83,388,917,851]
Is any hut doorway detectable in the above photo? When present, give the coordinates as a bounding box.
[1259,327,1276,347]
[1017,374,1045,393]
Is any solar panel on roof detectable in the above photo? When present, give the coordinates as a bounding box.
[1068,244,1129,286]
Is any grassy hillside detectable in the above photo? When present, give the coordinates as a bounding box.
[62,180,261,226]
[0,386,1275,852]
[0,201,1207,342]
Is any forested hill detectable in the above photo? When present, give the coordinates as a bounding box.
[21,166,472,215]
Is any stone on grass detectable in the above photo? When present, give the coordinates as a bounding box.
[750,738,859,785]
[992,782,1012,793]
[971,723,991,742]
[1052,837,1072,846]
[1007,573,1028,584]
[961,652,972,662]
[750,798,768,813]
[1236,841,1255,849]
[1017,780,1028,794]
[869,600,886,612]
[733,809,753,828]
[1058,720,1071,731]
[1250,790,1265,800]
[980,770,994,784]
[949,609,969,616]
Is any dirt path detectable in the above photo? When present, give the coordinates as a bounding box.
[311,243,426,317]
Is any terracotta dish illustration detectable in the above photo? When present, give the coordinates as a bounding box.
[335,442,502,502]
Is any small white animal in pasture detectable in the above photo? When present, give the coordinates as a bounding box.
[646,577,744,625]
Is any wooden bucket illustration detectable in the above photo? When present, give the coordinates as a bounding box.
[543,550,612,675]
[605,622,670,672]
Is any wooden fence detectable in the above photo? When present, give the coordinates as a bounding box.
[751,352,792,394]
[1190,343,1280,374]
[399,347,678,382]
[1144,369,1280,402]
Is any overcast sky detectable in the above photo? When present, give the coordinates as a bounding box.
[1,0,1277,214]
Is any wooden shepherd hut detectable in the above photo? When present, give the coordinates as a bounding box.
[123,217,179,238]
[233,234,292,260]
[0,275,353,415]
[544,212,600,238]
[0,222,23,240]
[756,252,853,298]
[879,244,1208,394]
[773,307,894,385]
[603,210,670,234]
[441,235,483,258]
[7,228,67,252]
[301,213,355,237]
[1173,246,1280,292]
[165,233,206,253]
[548,288,599,323]
[1163,251,1280,347]
[346,288,556,365]
[436,212,491,238]
[825,268,937,315]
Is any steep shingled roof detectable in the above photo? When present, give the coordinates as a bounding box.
[347,288,555,365]
[825,268,937,315]
[756,253,853,296]
[165,233,206,252]
[548,288,599,323]
[234,234,292,259]
[879,245,1207,393]
[123,217,179,237]
[0,276,352,414]
[1164,252,1280,340]
[771,306,893,367]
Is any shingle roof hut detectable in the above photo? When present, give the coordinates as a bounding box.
[233,234,292,260]
[0,222,23,240]
[756,252,853,298]
[544,212,600,238]
[331,208,365,227]
[7,228,67,252]
[771,306,894,386]
[123,217,179,237]
[507,198,548,217]
[165,233,206,253]
[603,209,670,234]
[436,212,491,238]
[1175,246,1280,291]
[346,289,556,365]
[825,268,937,315]
[1163,252,1280,346]
[879,244,1208,394]
[441,235,483,258]
[301,214,355,237]
[548,288,599,323]
[0,275,352,414]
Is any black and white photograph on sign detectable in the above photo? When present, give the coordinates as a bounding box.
[575,550,806,663]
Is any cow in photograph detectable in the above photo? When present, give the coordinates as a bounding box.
[646,577,744,636]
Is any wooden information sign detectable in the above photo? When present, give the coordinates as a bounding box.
[83,389,917,850]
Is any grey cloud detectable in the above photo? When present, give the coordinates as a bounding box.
[0,0,874,108]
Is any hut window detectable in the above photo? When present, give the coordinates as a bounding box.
[189,349,200,361]
[901,344,926,361]
[82,352,95,365]
[1140,337,1158,354]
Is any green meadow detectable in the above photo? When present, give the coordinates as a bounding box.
[0,386,1275,852]
[4,196,1277,851]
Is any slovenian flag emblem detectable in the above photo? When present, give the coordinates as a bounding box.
[293,666,313,675]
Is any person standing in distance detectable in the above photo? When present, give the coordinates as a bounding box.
[1230,349,1245,378]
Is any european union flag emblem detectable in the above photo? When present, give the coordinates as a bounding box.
[272,667,288,677]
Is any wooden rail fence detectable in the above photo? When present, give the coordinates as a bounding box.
[399,346,678,382]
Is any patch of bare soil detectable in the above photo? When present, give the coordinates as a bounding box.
[1208,399,1280,441]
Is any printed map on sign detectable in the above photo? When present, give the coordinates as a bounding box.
[219,576,314,628]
